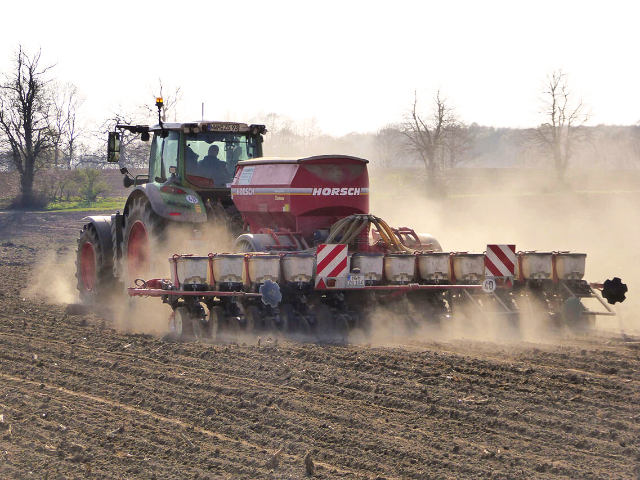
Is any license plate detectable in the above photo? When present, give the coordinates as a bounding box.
[346,274,365,287]
[210,123,239,132]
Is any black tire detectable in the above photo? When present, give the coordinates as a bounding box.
[76,224,115,305]
[122,196,167,285]
[298,317,311,336]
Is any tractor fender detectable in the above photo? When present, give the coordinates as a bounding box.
[80,215,114,267]
[124,184,207,223]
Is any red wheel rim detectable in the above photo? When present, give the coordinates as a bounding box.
[80,242,96,291]
[128,220,149,280]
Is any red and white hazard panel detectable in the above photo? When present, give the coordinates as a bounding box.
[485,244,516,277]
[315,244,348,288]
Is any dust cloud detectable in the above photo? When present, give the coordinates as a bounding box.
[370,169,640,339]
[26,221,237,336]
[112,221,236,334]
[26,249,79,305]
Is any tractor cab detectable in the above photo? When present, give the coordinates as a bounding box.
[107,98,266,225]
[109,121,266,193]
[144,122,266,196]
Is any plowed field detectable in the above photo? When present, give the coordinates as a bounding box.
[0,211,638,479]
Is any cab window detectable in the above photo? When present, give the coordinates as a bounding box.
[149,134,163,181]
[184,131,257,187]
[161,131,180,179]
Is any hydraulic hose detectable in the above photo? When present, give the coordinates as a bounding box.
[378,216,414,253]
[326,216,352,244]
[341,217,369,245]
[369,215,400,252]
[340,216,365,244]
[321,213,416,254]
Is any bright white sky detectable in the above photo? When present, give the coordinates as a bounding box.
[1,0,638,136]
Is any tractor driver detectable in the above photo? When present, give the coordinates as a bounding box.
[198,144,230,185]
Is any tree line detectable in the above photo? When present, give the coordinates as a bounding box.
[1,46,639,208]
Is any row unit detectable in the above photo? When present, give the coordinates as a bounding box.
[168,251,587,290]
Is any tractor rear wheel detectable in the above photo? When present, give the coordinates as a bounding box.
[122,196,167,285]
[76,224,115,305]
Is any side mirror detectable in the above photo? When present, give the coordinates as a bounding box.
[107,132,121,163]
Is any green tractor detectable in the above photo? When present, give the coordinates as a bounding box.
[76,98,267,303]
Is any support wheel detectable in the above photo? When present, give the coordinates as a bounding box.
[279,304,296,333]
[312,303,333,338]
[244,305,260,334]
[207,306,224,339]
[225,317,241,335]
[298,317,311,336]
[174,307,195,338]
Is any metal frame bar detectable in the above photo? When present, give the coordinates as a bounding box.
[461,290,518,315]
[560,282,616,316]
[585,285,616,316]
[321,283,484,292]
[128,288,261,299]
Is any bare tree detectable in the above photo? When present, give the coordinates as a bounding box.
[299,116,319,155]
[535,70,591,183]
[0,46,55,205]
[374,124,403,168]
[439,122,475,169]
[401,89,455,188]
[51,80,85,169]
[259,112,315,157]
[87,79,181,170]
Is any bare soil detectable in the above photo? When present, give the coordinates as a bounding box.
[0,211,638,479]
